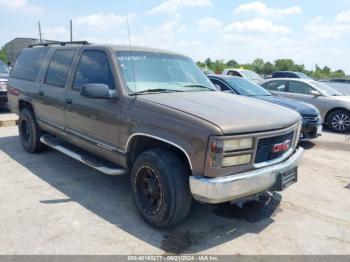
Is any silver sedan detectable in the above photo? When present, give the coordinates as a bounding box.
[261,78,350,133]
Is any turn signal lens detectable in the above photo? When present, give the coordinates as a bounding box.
[222,154,252,167]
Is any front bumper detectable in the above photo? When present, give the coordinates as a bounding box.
[300,120,322,140]
[190,147,304,203]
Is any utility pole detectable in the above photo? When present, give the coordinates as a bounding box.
[70,19,73,42]
[38,21,42,43]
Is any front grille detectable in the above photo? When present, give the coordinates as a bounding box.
[255,131,294,164]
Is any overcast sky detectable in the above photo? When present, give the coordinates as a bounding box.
[1,0,350,73]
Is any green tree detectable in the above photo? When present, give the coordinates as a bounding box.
[204,58,213,68]
[212,60,226,74]
[226,59,239,68]
[0,47,8,64]
[332,69,346,78]
[262,62,274,75]
[274,59,295,71]
[252,58,264,74]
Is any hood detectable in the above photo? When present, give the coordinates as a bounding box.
[254,95,320,116]
[139,92,301,135]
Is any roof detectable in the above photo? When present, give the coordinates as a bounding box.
[26,42,186,57]
[262,78,315,83]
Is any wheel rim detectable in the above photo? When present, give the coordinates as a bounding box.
[135,165,163,215]
[20,120,31,142]
[331,113,350,131]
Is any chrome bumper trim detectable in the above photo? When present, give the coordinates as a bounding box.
[190,147,304,204]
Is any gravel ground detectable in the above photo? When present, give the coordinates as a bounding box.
[0,125,349,255]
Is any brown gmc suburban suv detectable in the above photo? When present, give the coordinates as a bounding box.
[7,42,304,228]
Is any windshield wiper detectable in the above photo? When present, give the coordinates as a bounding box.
[182,84,214,90]
[131,89,184,95]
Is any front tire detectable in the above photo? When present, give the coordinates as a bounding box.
[19,108,46,153]
[130,148,192,228]
[328,110,350,133]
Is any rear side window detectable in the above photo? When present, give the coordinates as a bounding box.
[73,50,114,90]
[45,50,76,87]
[264,80,287,91]
[11,48,49,81]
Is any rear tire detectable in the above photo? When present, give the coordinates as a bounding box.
[130,148,192,228]
[328,110,350,133]
[19,108,46,153]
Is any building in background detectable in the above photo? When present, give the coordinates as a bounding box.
[4,38,59,65]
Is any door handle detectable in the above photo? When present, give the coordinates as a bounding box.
[66,98,73,104]
[38,91,44,96]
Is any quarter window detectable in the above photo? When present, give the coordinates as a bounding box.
[73,51,114,90]
[11,48,49,82]
[45,50,76,87]
[264,81,286,92]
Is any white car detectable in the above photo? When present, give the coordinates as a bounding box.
[222,68,263,84]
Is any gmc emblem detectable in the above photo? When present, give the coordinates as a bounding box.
[272,140,291,153]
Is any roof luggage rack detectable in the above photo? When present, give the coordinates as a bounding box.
[29,41,89,47]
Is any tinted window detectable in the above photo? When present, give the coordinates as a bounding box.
[264,81,286,91]
[45,50,76,87]
[288,81,313,94]
[210,78,231,91]
[228,71,242,77]
[225,78,271,96]
[11,48,49,81]
[73,51,114,90]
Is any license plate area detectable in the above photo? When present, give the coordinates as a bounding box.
[275,167,298,191]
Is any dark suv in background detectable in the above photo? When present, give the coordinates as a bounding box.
[7,42,303,227]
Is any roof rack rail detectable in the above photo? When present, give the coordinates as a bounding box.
[29,41,90,48]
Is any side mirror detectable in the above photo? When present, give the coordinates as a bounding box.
[310,90,321,97]
[214,84,221,91]
[80,84,115,99]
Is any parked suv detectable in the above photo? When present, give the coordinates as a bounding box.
[8,42,304,227]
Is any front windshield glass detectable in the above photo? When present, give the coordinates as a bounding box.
[0,62,10,74]
[311,81,343,96]
[241,70,263,80]
[225,77,271,96]
[116,51,215,94]
[296,72,312,79]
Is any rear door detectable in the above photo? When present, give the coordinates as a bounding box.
[64,49,121,153]
[263,80,288,97]
[36,48,77,130]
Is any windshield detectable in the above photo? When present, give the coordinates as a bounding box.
[296,72,312,79]
[241,70,263,81]
[0,62,10,74]
[116,51,215,94]
[311,81,343,96]
[225,77,272,96]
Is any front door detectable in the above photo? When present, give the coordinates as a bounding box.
[65,49,121,155]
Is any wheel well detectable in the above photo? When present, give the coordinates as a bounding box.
[324,108,350,123]
[126,136,191,172]
[19,100,34,114]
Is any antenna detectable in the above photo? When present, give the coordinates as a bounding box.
[70,20,73,42]
[126,17,137,96]
[38,21,43,43]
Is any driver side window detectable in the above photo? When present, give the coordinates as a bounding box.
[73,50,114,90]
[288,81,313,95]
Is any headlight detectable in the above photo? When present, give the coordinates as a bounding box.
[210,138,253,153]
